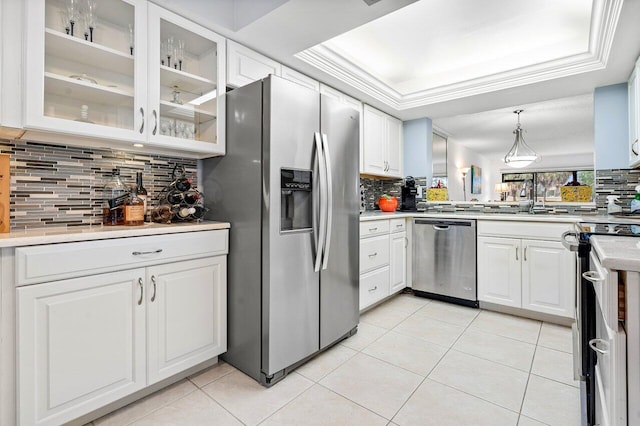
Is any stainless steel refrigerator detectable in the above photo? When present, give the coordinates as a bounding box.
[202,75,360,386]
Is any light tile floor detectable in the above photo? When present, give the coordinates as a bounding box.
[90,294,580,426]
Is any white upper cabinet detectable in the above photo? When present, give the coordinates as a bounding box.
[147,4,226,156]
[25,0,147,143]
[24,0,226,158]
[227,40,280,88]
[0,0,24,137]
[362,105,403,178]
[629,62,640,167]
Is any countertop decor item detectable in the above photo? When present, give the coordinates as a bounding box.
[153,163,207,223]
[378,194,398,212]
[503,109,539,168]
[560,183,592,202]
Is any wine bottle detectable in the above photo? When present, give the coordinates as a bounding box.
[135,172,148,221]
[183,190,201,205]
[191,205,206,220]
[175,206,196,220]
[174,176,192,192]
[166,190,183,204]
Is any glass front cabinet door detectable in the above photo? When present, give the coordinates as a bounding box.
[24,0,226,158]
[146,4,226,156]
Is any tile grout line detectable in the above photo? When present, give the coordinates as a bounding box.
[516,320,543,425]
[122,385,201,426]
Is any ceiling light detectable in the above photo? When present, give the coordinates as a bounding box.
[503,110,538,168]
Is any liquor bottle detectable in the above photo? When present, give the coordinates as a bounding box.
[124,185,145,226]
[135,172,148,221]
[103,169,128,226]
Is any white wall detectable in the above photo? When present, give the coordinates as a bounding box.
[447,139,494,202]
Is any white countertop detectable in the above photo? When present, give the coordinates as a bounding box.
[0,221,230,248]
[591,235,640,272]
[359,211,584,223]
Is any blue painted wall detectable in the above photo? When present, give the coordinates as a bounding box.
[403,117,432,179]
[594,83,629,170]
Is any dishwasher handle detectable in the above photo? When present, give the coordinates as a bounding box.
[433,225,450,231]
[414,219,475,227]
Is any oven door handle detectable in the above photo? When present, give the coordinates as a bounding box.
[561,231,579,252]
[582,271,604,283]
[589,338,609,355]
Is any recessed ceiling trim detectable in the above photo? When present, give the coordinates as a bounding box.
[297,0,623,111]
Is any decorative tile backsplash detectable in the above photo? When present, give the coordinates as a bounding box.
[594,168,640,213]
[0,138,197,230]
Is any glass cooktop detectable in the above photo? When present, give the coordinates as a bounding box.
[577,222,640,236]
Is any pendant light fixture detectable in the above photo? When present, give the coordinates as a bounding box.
[503,109,538,168]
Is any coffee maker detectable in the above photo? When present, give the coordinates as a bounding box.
[400,176,418,211]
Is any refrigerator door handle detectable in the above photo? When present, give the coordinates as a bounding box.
[314,131,327,273]
[321,133,333,270]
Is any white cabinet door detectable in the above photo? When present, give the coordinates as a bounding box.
[362,105,386,175]
[521,239,575,318]
[24,0,147,143]
[147,5,227,157]
[359,266,390,310]
[227,40,281,88]
[17,269,146,426]
[386,115,403,178]
[477,236,521,308]
[281,66,319,91]
[147,256,227,384]
[390,231,406,293]
[629,68,640,167]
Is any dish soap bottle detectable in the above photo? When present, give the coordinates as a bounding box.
[607,195,622,215]
[631,186,640,213]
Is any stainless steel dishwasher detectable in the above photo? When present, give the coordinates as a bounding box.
[412,218,478,307]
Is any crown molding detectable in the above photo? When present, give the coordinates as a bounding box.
[296,0,623,112]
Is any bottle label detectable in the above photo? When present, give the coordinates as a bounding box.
[125,205,145,221]
[108,193,129,209]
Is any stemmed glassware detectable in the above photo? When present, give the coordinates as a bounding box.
[66,0,79,36]
[59,10,70,34]
[166,36,174,68]
[85,0,97,42]
[176,40,185,71]
[160,41,167,65]
[128,24,134,55]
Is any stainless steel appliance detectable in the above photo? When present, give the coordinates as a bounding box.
[202,76,360,386]
[412,218,478,307]
[563,221,637,425]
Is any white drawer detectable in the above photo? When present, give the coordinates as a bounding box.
[477,220,574,240]
[360,234,390,274]
[359,266,390,310]
[360,220,390,238]
[16,230,229,286]
[390,218,406,233]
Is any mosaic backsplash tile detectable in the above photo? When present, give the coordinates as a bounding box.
[594,168,640,213]
[1,138,198,230]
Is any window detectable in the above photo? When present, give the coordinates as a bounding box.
[501,170,594,202]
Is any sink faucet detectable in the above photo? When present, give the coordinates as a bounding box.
[520,179,535,214]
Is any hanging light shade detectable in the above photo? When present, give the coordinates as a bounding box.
[503,109,539,168]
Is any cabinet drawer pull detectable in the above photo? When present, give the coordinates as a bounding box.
[137,278,143,305]
[515,246,519,261]
[524,246,527,261]
[633,140,639,156]
[582,271,604,282]
[139,107,145,134]
[589,338,609,355]
[368,286,378,292]
[368,252,378,257]
[132,249,163,256]
[150,275,157,302]
[396,224,403,228]
[369,227,378,232]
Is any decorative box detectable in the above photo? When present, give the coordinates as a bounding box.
[427,188,449,201]
[560,185,592,202]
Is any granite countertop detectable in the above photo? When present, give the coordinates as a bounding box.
[591,235,640,272]
[359,211,585,223]
[0,221,230,248]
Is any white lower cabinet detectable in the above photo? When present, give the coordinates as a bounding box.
[359,219,406,311]
[146,257,227,385]
[390,231,407,293]
[16,231,228,426]
[477,230,575,318]
[17,269,147,426]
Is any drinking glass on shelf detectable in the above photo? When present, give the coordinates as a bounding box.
[82,13,90,40]
[128,24,134,55]
[59,10,70,34]
[160,41,167,65]
[66,0,79,36]
[177,40,185,71]
[85,0,97,42]
[166,36,174,68]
